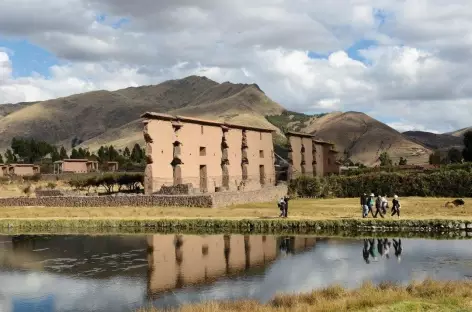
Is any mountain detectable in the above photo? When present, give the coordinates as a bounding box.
[266,111,432,166]
[0,75,435,166]
[403,131,463,150]
[449,127,472,137]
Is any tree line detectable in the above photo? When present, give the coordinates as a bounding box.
[1,137,146,172]
[429,131,472,165]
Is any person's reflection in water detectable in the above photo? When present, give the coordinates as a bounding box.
[377,239,385,258]
[393,239,402,263]
[368,239,378,261]
[383,239,391,259]
[363,239,370,264]
[279,237,293,257]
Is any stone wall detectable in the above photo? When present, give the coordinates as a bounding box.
[210,184,288,208]
[0,184,287,208]
[0,195,213,208]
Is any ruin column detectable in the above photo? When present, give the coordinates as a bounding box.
[221,127,230,190]
[241,130,249,181]
[171,121,183,186]
[143,121,154,195]
[287,140,294,181]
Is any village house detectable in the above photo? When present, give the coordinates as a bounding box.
[53,159,99,174]
[103,161,119,172]
[141,112,276,195]
[0,164,40,176]
[285,131,340,178]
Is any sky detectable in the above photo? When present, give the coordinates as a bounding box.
[1,0,472,133]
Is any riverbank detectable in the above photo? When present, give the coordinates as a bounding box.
[0,197,470,233]
[138,279,472,312]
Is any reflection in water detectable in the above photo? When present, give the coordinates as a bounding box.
[146,234,316,297]
[362,239,403,264]
[0,234,472,312]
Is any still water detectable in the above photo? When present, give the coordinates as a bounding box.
[0,234,472,312]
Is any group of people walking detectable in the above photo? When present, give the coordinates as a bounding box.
[360,193,401,218]
[278,195,290,218]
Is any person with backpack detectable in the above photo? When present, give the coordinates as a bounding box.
[381,195,388,214]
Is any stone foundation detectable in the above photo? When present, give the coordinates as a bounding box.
[0,185,288,208]
[211,184,288,208]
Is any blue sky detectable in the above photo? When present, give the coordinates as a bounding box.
[0,38,58,78]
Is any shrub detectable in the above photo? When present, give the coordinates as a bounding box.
[46,182,57,189]
[289,170,472,198]
[23,173,41,182]
[67,173,144,194]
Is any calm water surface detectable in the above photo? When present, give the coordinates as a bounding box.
[0,234,472,312]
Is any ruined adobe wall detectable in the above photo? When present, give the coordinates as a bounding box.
[145,119,174,194]
[178,123,223,192]
[288,136,302,177]
[301,137,314,176]
[225,128,243,191]
[210,185,288,208]
[63,162,88,173]
[314,142,325,177]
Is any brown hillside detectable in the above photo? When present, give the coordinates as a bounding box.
[449,127,472,137]
[403,131,463,150]
[0,76,283,152]
[297,112,432,166]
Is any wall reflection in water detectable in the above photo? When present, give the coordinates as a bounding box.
[146,234,316,297]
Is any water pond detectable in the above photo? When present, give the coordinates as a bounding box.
[0,233,472,312]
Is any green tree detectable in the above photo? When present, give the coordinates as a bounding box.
[429,150,442,165]
[70,148,80,159]
[463,131,472,162]
[130,143,144,163]
[379,151,393,167]
[0,153,3,164]
[59,146,68,159]
[4,149,16,163]
[447,148,462,164]
[123,147,131,158]
[398,157,408,165]
[51,147,60,162]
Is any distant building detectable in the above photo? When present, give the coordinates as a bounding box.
[141,112,276,194]
[285,131,340,178]
[53,159,99,174]
[0,164,40,176]
[103,161,119,172]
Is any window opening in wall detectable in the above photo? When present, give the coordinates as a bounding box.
[259,150,264,158]
[199,146,206,156]
[260,132,262,140]
[328,158,331,165]
[201,126,204,134]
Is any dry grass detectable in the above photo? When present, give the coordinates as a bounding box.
[0,197,470,220]
[138,279,472,312]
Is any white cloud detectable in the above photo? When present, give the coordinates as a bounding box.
[1,0,472,132]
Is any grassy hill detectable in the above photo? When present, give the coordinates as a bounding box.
[0,76,437,166]
[403,131,463,150]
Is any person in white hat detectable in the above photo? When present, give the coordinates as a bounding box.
[391,195,401,217]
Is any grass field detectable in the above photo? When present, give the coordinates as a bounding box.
[0,197,470,220]
[138,279,472,312]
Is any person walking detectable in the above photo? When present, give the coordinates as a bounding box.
[361,193,368,217]
[381,195,388,214]
[367,193,375,217]
[283,195,290,218]
[391,195,401,218]
[278,197,286,217]
[374,195,385,218]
